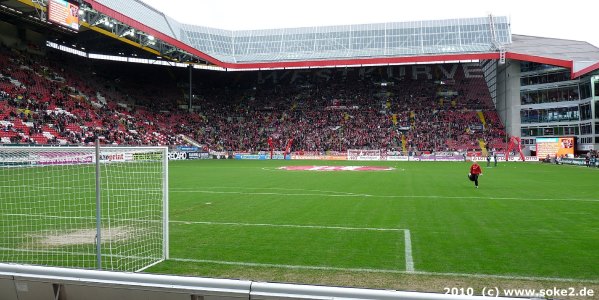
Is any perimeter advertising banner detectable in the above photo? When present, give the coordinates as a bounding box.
[234,153,291,160]
[536,137,574,159]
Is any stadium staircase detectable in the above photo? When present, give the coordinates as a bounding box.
[178,134,202,148]
[477,111,487,129]
[478,139,488,156]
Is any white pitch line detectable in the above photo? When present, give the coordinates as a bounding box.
[170,220,404,232]
[173,220,414,272]
[371,195,599,202]
[169,257,402,273]
[404,229,414,273]
[170,190,369,197]
[171,186,362,196]
[169,189,599,202]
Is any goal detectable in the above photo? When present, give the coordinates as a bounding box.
[0,146,168,272]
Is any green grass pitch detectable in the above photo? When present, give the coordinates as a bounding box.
[1,159,598,292]
[148,159,599,288]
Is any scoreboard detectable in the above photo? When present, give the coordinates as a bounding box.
[536,137,575,159]
[48,0,80,31]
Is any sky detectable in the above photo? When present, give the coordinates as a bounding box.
[140,0,598,48]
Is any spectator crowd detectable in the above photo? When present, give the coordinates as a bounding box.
[0,45,506,153]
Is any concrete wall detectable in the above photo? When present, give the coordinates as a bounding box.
[0,21,19,48]
[496,60,522,139]
[0,20,46,54]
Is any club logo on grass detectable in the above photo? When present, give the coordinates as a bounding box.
[279,166,394,171]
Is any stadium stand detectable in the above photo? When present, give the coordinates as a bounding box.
[0,45,506,152]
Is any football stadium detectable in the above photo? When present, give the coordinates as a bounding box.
[0,0,598,299]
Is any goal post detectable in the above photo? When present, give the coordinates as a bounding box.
[0,146,168,272]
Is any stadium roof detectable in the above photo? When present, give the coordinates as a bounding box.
[88,0,510,63]
[507,35,599,77]
[18,0,599,77]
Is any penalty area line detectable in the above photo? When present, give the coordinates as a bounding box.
[404,229,414,272]
[171,220,414,272]
[169,257,403,274]
[170,220,404,232]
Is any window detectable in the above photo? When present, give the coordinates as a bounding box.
[580,82,591,99]
[580,137,593,143]
[521,85,579,105]
[520,71,570,86]
[521,127,540,136]
[520,107,579,124]
[581,123,592,135]
[580,103,592,120]
[564,126,577,135]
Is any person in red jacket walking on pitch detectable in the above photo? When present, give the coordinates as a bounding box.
[468,161,483,188]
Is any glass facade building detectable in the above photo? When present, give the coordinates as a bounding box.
[519,62,599,151]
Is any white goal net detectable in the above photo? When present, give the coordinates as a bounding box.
[0,146,168,272]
